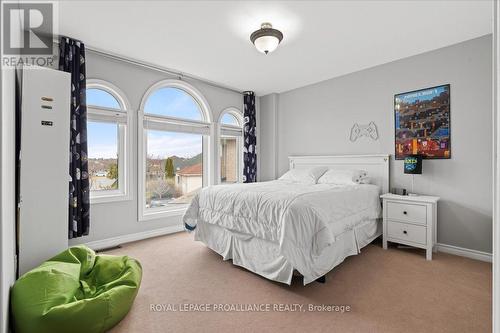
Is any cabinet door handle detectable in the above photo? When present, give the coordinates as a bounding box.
[403,230,408,234]
[403,211,408,215]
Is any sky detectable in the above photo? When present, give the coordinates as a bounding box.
[221,113,238,125]
[147,130,202,159]
[87,121,118,159]
[87,87,233,159]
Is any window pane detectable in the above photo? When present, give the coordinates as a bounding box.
[87,88,121,109]
[220,137,238,184]
[88,122,119,191]
[146,130,203,209]
[144,87,202,121]
[221,113,239,126]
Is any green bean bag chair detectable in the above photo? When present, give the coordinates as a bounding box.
[11,245,142,333]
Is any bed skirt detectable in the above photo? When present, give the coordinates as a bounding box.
[194,219,382,285]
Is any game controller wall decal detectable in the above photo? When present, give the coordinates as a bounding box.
[349,121,379,142]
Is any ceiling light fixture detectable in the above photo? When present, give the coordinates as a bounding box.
[250,22,283,54]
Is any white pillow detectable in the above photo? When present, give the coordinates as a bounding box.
[317,169,368,185]
[278,167,328,184]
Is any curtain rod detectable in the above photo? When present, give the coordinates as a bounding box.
[55,39,244,95]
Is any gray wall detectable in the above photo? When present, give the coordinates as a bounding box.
[71,51,243,246]
[0,6,21,332]
[0,67,17,333]
[259,93,279,181]
[260,35,493,253]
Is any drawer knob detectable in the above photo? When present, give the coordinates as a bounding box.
[403,211,408,215]
[403,230,408,234]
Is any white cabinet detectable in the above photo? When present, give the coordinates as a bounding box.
[18,67,71,275]
[381,193,439,260]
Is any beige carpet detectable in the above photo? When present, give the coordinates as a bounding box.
[105,232,491,333]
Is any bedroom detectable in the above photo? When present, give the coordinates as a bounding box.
[0,0,499,332]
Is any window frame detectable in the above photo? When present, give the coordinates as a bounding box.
[86,79,132,204]
[138,79,213,221]
[217,107,244,184]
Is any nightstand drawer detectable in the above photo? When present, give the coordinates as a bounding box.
[386,201,427,225]
[387,221,426,245]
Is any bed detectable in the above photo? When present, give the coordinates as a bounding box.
[183,154,390,285]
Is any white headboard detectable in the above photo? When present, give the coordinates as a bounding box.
[288,154,390,194]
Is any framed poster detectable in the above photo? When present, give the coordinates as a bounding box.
[394,84,450,159]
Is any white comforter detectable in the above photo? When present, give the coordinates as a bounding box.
[183,180,381,277]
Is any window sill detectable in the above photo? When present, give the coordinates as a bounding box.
[90,191,131,204]
[138,206,187,222]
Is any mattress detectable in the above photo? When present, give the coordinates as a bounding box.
[184,180,381,283]
[195,218,382,285]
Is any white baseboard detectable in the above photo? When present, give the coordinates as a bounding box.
[84,224,184,251]
[436,243,492,263]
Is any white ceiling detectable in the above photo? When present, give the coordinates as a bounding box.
[58,1,493,95]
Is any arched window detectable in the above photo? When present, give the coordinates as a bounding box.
[138,80,212,220]
[218,108,243,184]
[86,79,131,203]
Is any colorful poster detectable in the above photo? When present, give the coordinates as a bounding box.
[394,85,450,159]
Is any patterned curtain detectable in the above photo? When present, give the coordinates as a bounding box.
[59,37,90,238]
[243,91,257,183]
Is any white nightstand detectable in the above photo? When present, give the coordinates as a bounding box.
[380,193,440,260]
